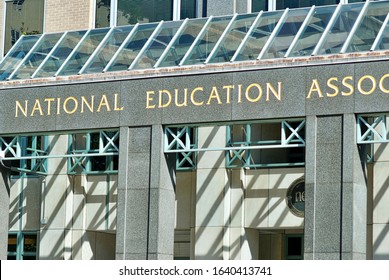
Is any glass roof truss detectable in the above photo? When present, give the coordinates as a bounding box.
[1,1,389,82]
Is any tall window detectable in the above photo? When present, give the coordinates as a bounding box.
[4,0,44,54]
[95,0,197,28]
[252,0,268,12]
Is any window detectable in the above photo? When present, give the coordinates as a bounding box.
[276,0,339,10]
[252,0,269,12]
[285,234,304,260]
[4,0,44,54]
[95,0,197,28]
[8,233,38,260]
[68,131,119,174]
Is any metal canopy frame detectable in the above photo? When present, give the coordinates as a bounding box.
[0,130,119,175]
[164,119,306,170]
[1,1,389,81]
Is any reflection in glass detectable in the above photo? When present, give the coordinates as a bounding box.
[83,25,134,74]
[117,0,173,25]
[252,0,268,12]
[262,8,309,59]
[95,0,111,28]
[106,23,159,71]
[33,31,87,78]
[208,14,258,63]
[131,21,184,69]
[317,3,364,55]
[4,0,44,54]
[346,1,389,52]
[156,18,207,67]
[181,16,233,65]
[234,11,283,61]
[276,0,339,10]
[0,35,40,80]
[288,5,336,57]
[12,33,63,79]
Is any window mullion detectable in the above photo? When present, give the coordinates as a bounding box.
[111,0,118,27]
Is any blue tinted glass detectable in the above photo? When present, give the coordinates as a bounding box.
[234,11,283,61]
[83,25,134,74]
[0,35,40,80]
[34,30,87,78]
[57,28,110,76]
[317,3,364,55]
[288,5,336,57]
[157,18,207,67]
[12,33,64,80]
[208,13,258,63]
[106,23,158,72]
[131,21,184,69]
[347,1,389,52]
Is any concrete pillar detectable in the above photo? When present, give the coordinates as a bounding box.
[205,0,248,16]
[304,114,367,259]
[116,125,175,260]
[0,165,10,260]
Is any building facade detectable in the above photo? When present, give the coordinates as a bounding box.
[0,0,388,260]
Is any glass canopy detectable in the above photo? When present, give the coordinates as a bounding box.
[1,1,389,81]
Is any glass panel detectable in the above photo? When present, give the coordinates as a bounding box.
[234,11,283,61]
[181,16,233,65]
[95,0,111,28]
[317,3,364,55]
[83,25,134,74]
[262,8,310,59]
[208,14,258,63]
[288,5,336,57]
[376,19,389,51]
[157,18,207,67]
[252,0,268,12]
[23,234,37,252]
[276,0,339,10]
[57,28,111,76]
[7,235,17,253]
[0,35,40,80]
[346,1,389,52]
[4,0,44,54]
[34,30,87,78]
[106,23,159,72]
[131,21,183,69]
[181,0,197,19]
[12,33,64,80]
[117,0,173,25]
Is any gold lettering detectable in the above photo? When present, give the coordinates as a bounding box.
[237,84,243,103]
[97,95,111,112]
[44,98,55,116]
[81,96,94,113]
[358,75,376,95]
[207,86,222,105]
[341,76,354,96]
[223,85,234,104]
[158,90,172,108]
[191,87,204,106]
[15,100,28,117]
[63,96,79,114]
[307,79,323,98]
[379,73,389,94]
[114,93,124,111]
[326,77,339,97]
[146,91,156,109]
[30,100,44,116]
[245,83,262,102]
[57,98,61,115]
[174,89,188,107]
[266,82,282,101]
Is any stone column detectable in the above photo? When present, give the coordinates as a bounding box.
[116,125,175,260]
[304,114,367,259]
[0,165,10,260]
